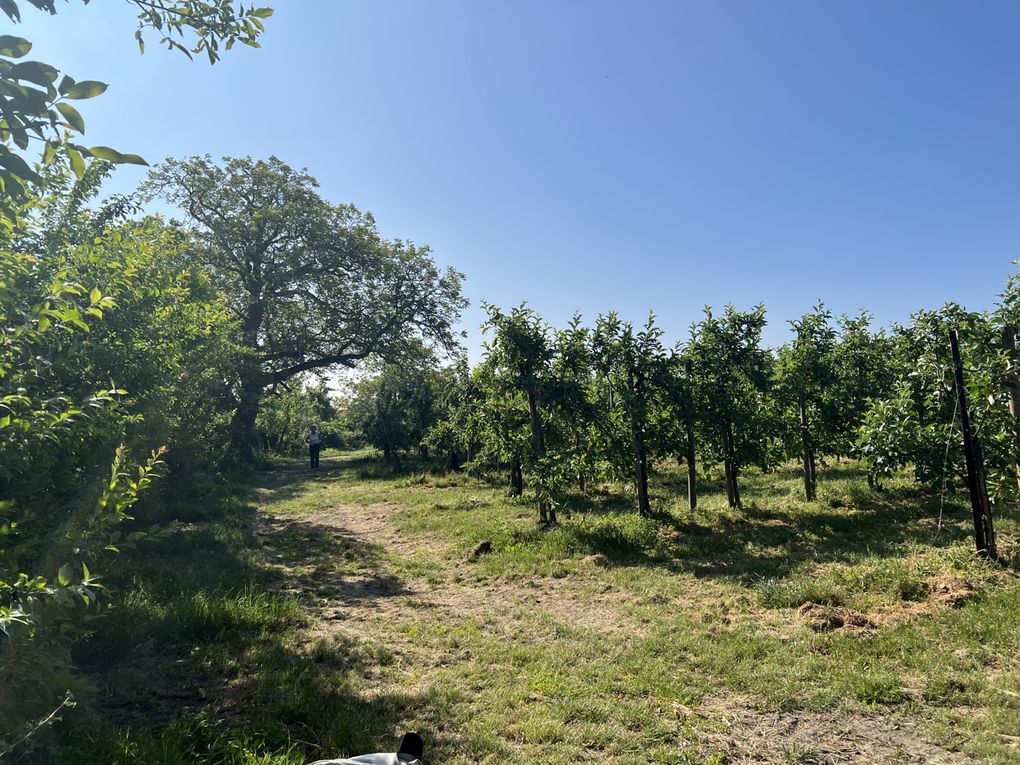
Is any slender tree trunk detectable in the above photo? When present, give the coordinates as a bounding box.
[628,369,651,516]
[684,360,697,511]
[722,437,735,508]
[799,395,817,501]
[574,432,587,494]
[634,432,651,517]
[1003,326,1020,494]
[526,386,555,524]
[510,457,524,496]
[685,415,697,511]
[722,418,741,509]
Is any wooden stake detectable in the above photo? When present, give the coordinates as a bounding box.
[949,329,996,558]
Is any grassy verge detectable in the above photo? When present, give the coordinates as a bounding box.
[37,450,1020,764]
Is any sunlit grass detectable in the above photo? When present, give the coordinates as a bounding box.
[52,448,1020,765]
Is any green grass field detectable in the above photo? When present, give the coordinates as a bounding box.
[47,450,1020,764]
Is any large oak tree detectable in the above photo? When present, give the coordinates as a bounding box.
[146,155,466,460]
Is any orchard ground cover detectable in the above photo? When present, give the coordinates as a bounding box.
[54,450,1020,764]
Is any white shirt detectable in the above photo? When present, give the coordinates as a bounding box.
[310,756,421,765]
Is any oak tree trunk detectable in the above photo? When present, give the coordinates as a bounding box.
[227,382,262,463]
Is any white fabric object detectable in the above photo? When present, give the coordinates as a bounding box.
[309,756,422,765]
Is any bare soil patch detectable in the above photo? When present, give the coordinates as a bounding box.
[798,602,877,633]
[694,695,977,764]
[926,575,977,607]
[262,502,643,642]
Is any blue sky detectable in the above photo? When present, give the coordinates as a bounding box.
[16,1,1020,358]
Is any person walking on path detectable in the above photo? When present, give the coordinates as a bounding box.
[306,424,322,469]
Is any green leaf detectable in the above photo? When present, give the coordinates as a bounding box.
[87,146,148,166]
[57,74,75,96]
[68,315,90,332]
[64,80,108,99]
[9,60,58,87]
[0,36,31,58]
[0,146,43,186]
[56,102,85,133]
[67,146,85,179]
[57,563,72,586]
[0,0,21,23]
[250,7,274,18]
[89,287,101,304]
[0,78,28,99]
[82,561,90,579]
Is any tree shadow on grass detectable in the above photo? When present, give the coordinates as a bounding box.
[555,476,979,583]
[250,451,462,506]
[678,494,973,582]
[259,515,412,608]
[243,453,378,503]
[58,471,436,765]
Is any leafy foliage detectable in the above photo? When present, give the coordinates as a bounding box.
[857,304,1017,501]
[257,382,340,456]
[0,224,169,751]
[686,305,774,508]
[0,1,273,220]
[145,155,467,460]
[345,359,447,462]
[591,312,673,516]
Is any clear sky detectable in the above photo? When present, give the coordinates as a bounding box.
[15,1,1020,357]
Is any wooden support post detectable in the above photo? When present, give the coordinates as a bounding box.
[949,329,997,558]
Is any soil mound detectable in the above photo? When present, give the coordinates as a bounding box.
[798,602,876,632]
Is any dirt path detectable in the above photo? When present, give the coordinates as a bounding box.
[260,501,641,639]
[261,500,978,765]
